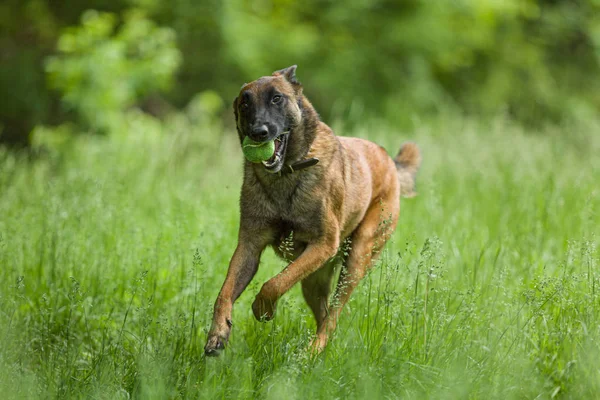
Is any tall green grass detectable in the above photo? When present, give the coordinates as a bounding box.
[0,116,598,398]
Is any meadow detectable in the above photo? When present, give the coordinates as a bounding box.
[0,115,598,399]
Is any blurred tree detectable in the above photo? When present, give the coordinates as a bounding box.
[1,0,599,144]
[0,0,130,145]
[216,0,600,125]
[46,9,181,133]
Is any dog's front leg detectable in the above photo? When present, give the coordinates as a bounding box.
[252,228,340,321]
[205,235,268,356]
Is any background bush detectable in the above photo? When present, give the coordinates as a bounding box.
[1,0,599,144]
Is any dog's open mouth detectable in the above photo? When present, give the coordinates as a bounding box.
[262,132,289,173]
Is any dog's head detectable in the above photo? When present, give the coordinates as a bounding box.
[233,65,304,173]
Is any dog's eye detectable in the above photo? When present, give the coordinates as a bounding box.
[240,102,249,110]
[272,95,282,104]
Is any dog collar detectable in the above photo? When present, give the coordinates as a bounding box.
[280,157,319,175]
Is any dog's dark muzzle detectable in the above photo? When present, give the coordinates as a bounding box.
[248,124,271,142]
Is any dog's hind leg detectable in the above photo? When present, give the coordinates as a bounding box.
[301,258,341,335]
[312,196,399,353]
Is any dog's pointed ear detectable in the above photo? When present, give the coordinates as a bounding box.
[273,65,300,85]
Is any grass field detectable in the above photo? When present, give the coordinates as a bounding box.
[1,115,599,399]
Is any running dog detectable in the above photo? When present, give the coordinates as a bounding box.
[204,65,421,355]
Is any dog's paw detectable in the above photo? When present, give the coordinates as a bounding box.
[252,293,277,321]
[204,334,227,357]
[309,335,328,356]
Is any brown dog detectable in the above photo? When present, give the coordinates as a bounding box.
[204,65,420,356]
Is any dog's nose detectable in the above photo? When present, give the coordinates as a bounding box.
[250,125,269,141]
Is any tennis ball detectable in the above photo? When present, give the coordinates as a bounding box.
[242,136,275,163]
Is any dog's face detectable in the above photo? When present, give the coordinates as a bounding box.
[233,65,303,173]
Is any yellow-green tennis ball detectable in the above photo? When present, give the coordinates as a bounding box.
[242,136,275,163]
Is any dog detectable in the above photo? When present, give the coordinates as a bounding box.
[204,65,420,356]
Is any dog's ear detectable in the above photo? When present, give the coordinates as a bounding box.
[273,65,300,86]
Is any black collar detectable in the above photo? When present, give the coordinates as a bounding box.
[279,157,319,175]
[277,126,319,175]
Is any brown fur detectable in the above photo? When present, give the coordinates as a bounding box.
[205,66,421,356]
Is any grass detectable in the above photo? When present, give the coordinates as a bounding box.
[0,114,599,399]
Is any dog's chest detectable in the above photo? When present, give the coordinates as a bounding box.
[273,194,322,238]
[243,169,325,243]
[265,177,323,238]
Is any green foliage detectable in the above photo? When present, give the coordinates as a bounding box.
[0,116,599,398]
[45,9,181,134]
[2,0,600,144]
[215,0,600,124]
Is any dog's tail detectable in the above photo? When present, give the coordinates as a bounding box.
[394,142,421,198]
